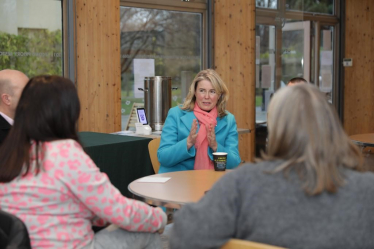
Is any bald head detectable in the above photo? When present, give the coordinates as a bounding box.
[287,77,308,86]
[0,69,29,119]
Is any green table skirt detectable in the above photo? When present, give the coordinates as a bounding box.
[79,132,154,198]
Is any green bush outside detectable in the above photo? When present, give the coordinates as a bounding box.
[0,30,62,77]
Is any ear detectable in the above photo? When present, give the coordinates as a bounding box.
[1,93,11,106]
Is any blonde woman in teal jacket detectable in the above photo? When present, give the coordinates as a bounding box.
[157,69,241,173]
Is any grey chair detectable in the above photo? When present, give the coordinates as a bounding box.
[0,210,31,249]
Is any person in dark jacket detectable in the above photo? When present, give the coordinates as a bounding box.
[0,69,28,145]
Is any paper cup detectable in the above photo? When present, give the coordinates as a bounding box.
[212,152,227,171]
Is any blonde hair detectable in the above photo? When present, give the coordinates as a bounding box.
[263,84,364,195]
[181,69,229,117]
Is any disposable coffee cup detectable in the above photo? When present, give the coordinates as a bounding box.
[212,152,227,171]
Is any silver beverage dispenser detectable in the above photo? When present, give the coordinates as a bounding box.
[138,76,174,131]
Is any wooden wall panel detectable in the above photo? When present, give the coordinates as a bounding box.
[75,0,121,132]
[214,0,256,162]
[344,0,374,135]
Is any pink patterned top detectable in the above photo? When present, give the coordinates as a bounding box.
[0,139,167,248]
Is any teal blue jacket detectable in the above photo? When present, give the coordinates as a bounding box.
[157,106,241,173]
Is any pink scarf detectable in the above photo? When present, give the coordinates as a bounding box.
[193,103,218,170]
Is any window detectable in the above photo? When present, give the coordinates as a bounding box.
[0,0,63,77]
[317,25,334,103]
[120,1,207,130]
[255,0,339,156]
[255,0,339,123]
[255,24,276,121]
[286,0,334,15]
[282,21,311,84]
[256,0,277,9]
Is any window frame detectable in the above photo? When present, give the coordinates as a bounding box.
[120,0,208,69]
[63,0,75,82]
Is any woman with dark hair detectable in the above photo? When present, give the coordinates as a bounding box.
[169,84,374,249]
[0,75,166,248]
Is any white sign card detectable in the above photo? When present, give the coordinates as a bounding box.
[133,59,155,98]
[137,177,171,183]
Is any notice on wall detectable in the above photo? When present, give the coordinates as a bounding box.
[320,51,333,66]
[261,65,271,88]
[133,59,155,98]
[321,71,332,91]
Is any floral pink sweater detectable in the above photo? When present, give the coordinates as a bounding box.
[0,139,167,248]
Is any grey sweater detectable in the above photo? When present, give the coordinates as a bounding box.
[170,161,374,249]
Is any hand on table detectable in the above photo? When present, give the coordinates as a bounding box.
[187,119,198,150]
[155,207,167,233]
[206,123,217,152]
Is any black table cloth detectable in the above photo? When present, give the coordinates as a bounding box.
[79,132,154,198]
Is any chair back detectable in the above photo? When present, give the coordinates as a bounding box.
[148,138,161,174]
[221,239,287,249]
[0,210,32,249]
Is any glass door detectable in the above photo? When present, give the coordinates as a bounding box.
[318,25,334,103]
[255,0,339,155]
[255,24,276,123]
[282,21,311,83]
